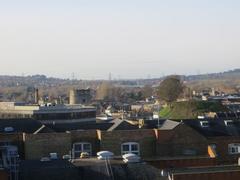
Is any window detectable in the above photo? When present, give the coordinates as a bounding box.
[224,120,234,126]
[200,121,209,128]
[72,142,92,159]
[208,144,217,158]
[228,144,240,154]
[121,142,140,155]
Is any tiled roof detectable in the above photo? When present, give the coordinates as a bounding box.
[159,119,181,130]
[107,119,138,131]
[183,118,240,137]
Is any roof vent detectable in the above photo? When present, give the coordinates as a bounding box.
[122,153,141,163]
[97,151,114,160]
[4,127,14,132]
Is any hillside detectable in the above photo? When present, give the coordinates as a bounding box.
[0,69,240,88]
[185,69,240,81]
[0,69,239,102]
[184,69,240,93]
[159,100,228,119]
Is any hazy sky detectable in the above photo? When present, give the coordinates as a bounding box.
[0,0,240,79]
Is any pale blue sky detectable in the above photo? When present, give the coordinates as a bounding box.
[0,0,240,79]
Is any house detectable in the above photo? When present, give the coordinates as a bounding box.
[183,119,240,164]
[155,120,208,157]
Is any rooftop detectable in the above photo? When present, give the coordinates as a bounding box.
[183,118,240,137]
[169,165,240,175]
[0,102,96,112]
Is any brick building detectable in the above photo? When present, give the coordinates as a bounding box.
[24,132,72,160]
[98,129,156,157]
[155,120,208,157]
[24,130,100,160]
[3,118,240,169]
[23,129,156,160]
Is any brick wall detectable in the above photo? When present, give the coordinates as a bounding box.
[71,130,100,155]
[24,130,101,160]
[209,136,240,164]
[156,124,208,157]
[99,129,156,157]
[24,133,71,160]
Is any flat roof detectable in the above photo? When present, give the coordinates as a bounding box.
[0,102,96,113]
[145,155,210,161]
[169,165,240,175]
[72,158,125,167]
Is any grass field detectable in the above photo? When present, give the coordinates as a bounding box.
[159,100,227,119]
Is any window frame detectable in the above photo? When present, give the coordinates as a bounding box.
[228,143,240,155]
[224,120,234,126]
[72,142,92,159]
[200,121,209,128]
[121,142,140,155]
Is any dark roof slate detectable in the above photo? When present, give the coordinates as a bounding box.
[0,118,53,133]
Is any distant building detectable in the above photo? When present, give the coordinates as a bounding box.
[0,102,96,124]
[69,89,92,105]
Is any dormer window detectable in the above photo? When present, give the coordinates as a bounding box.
[224,120,234,126]
[228,143,240,154]
[200,121,209,128]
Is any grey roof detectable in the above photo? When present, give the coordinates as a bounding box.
[107,119,139,131]
[107,119,123,131]
[142,119,181,129]
[0,118,139,133]
[183,118,240,137]
[46,121,112,132]
[159,119,181,130]
[0,118,53,133]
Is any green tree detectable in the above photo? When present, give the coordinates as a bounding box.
[157,75,183,104]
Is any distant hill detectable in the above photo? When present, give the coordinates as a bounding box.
[0,68,239,97]
[0,74,83,87]
[184,69,240,93]
[184,69,240,81]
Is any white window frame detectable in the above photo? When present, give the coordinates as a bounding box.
[228,143,240,155]
[121,142,140,155]
[72,142,92,159]
[224,120,234,126]
[200,121,209,128]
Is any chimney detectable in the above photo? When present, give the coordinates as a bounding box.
[34,88,39,104]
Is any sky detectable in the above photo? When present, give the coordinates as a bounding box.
[0,0,240,79]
